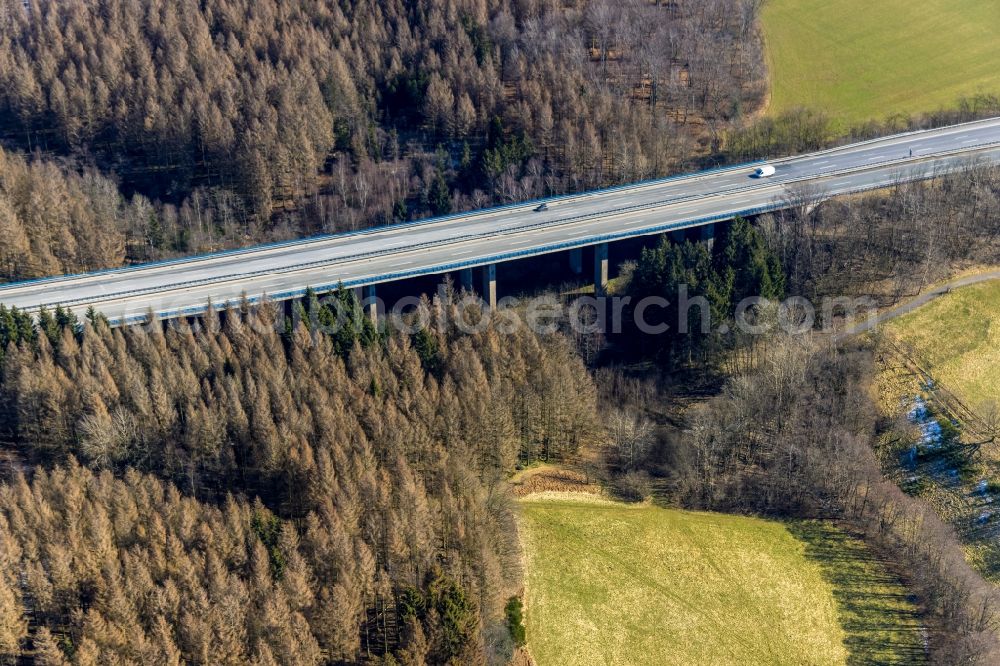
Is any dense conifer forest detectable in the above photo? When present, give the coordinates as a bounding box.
[0,0,765,281]
[0,290,599,663]
[1,1,1000,663]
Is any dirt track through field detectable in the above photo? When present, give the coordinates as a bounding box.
[837,270,1000,341]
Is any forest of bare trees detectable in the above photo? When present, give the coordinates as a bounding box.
[0,289,600,663]
[724,94,1000,164]
[689,338,1000,662]
[762,162,1000,305]
[597,325,1000,663]
[0,458,535,664]
[0,463,325,664]
[4,0,1000,663]
[0,0,766,282]
[586,164,1000,661]
[0,147,143,281]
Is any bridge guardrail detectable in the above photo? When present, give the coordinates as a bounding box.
[8,116,1000,295]
[103,147,1000,325]
[56,141,1000,318]
[0,155,769,292]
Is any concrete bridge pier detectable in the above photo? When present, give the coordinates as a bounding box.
[459,267,474,292]
[569,248,583,275]
[481,263,497,309]
[594,242,609,296]
[362,285,379,325]
[212,305,227,329]
[700,223,715,250]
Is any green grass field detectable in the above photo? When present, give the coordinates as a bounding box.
[519,496,924,665]
[884,280,1000,407]
[879,280,1000,581]
[761,0,1000,124]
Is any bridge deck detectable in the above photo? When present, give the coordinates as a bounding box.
[3,118,1000,324]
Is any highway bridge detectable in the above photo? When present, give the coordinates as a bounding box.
[3,117,1000,325]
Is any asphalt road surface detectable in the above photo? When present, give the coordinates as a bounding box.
[4,117,1000,324]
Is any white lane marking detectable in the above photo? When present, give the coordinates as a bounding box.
[11,137,1000,314]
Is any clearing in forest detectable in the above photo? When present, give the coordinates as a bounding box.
[878,279,1000,580]
[761,0,1000,124]
[518,497,925,665]
[884,279,1000,408]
